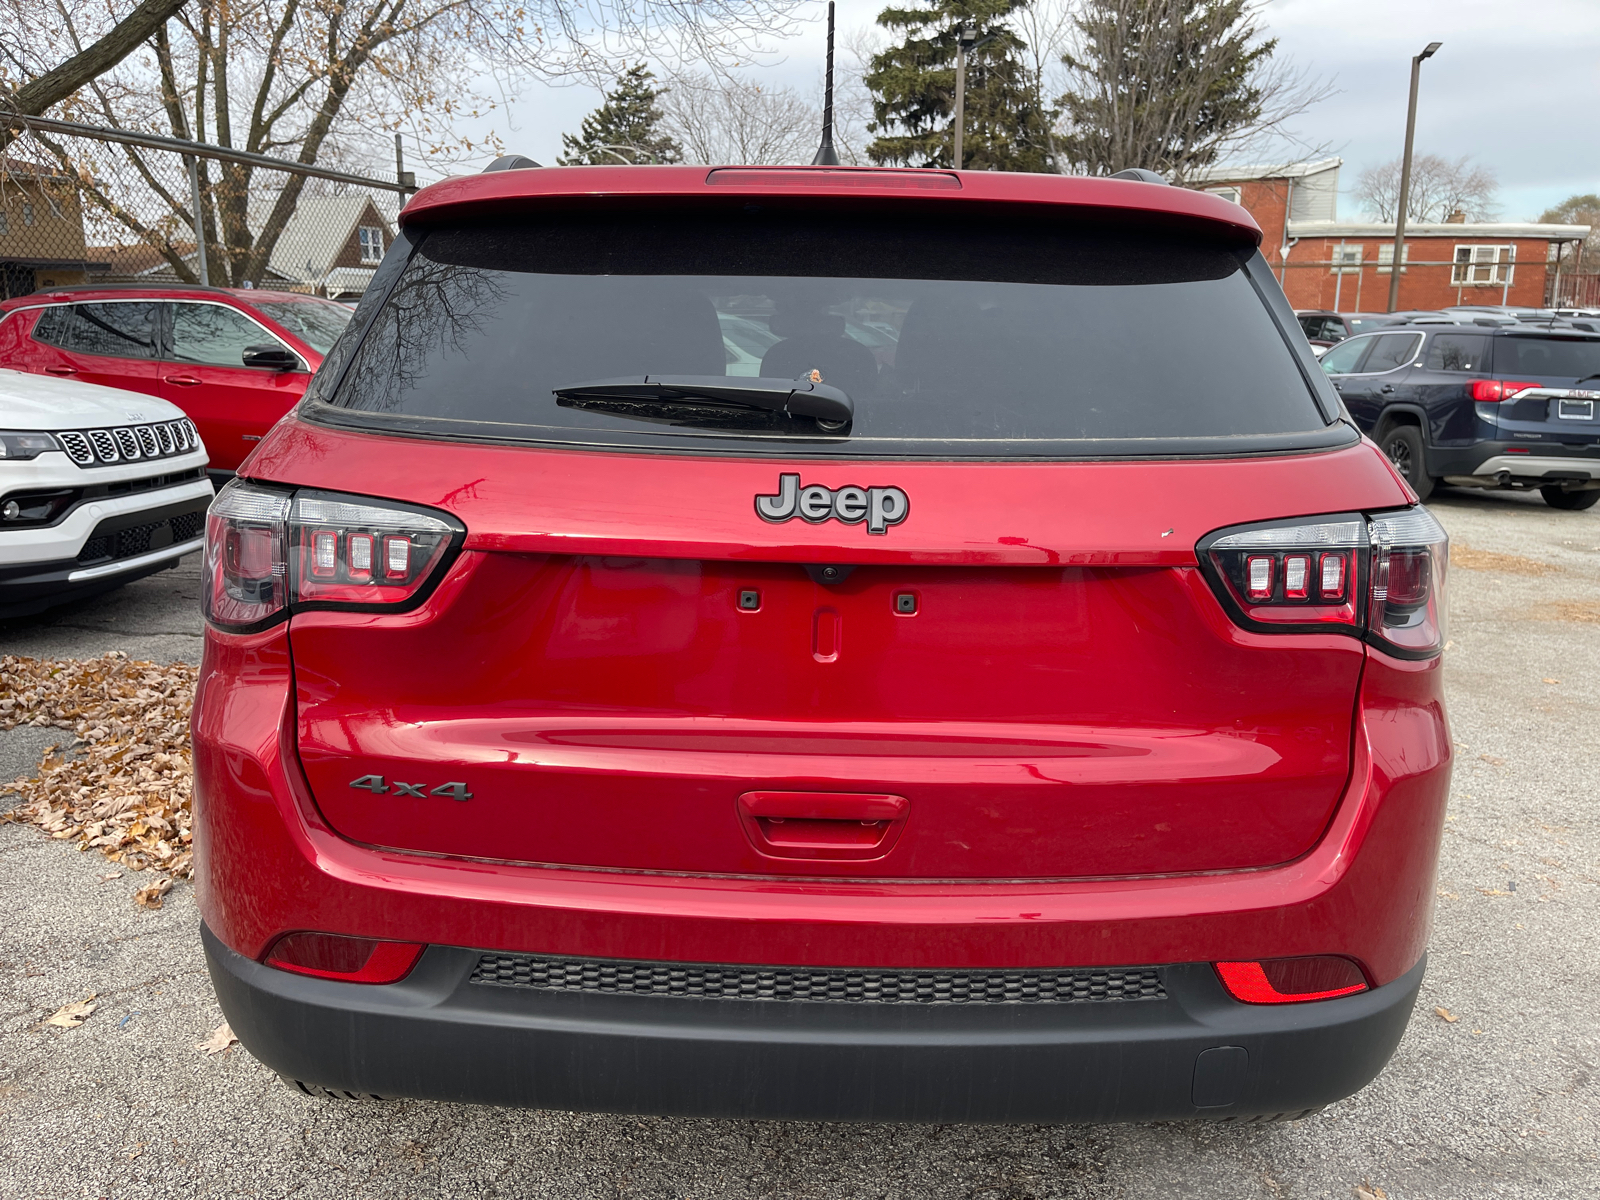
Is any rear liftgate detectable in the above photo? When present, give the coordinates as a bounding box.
[204,473,1443,882]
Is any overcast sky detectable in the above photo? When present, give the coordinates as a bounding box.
[458,0,1600,222]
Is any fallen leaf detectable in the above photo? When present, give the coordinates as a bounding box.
[0,654,196,902]
[1542,678,1560,685]
[134,878,173,909]
[1354,1185,1389,1200]
[45,995,97,1029]
[97,872,122,883]
[1434,1006,1459,1023]
[196,1022,238,1055]
[1479,888,1512,898]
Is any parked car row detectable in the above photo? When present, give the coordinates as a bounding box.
[0,285,353,617]
[1296,306,1600,353]
[0,285,351,477]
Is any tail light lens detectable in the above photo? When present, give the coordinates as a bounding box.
[290,491,459,608]
[1202,516,1366,631]
[265,932,425,984]
[1468,379,1542,402]
[1215,957,1369,1004]
[204,479,463,630]
[1368,509,1448,655]
[205,482,291,630]
[1199,506,1448,657]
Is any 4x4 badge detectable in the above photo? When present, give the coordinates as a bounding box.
[755,473,909,535]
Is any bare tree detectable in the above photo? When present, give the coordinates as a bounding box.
[0,0,189,151]
[1009,0,1073,166]
[1055,0,1332,182]
[12,0,804,284]
[660,71,819,165]
[1355,153,1500,223]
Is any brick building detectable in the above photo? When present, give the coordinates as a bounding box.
[1187,159,1590,313]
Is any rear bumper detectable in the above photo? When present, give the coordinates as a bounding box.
[1430,441,1600,486]
[203,922,1424,1123]
[1444,453,1600,488]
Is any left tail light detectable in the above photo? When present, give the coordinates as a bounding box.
[204,479,464,631]
[1198,506,1448,658]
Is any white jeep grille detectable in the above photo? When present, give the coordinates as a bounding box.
[55,420,199,467]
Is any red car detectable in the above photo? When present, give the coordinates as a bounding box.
[0,285,351,475]
[193,164,1451,1122]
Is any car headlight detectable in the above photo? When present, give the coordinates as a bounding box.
[0,432,61,460]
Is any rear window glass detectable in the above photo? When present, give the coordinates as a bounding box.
[1493,335,1600,379]
[1424,333,1489,372]
[321,213,1333,458]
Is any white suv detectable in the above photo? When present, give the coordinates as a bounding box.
[0,369,213,618]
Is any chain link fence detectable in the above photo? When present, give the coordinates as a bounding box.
[0,115,413,302]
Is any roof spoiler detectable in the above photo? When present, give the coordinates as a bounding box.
[1108,168,1168,185]
[484,154,542,172]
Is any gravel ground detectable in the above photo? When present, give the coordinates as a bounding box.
[1,493,1597,1199]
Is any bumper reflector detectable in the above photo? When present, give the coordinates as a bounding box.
[265,933,425,984]
[1215,956,1368,1004]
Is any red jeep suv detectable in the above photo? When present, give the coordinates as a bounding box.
[0,285,351,475]
[193,164,1451,1123]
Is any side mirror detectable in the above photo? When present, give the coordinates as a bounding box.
[242,343,300,370]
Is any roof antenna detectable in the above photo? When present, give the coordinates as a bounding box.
[812,1,840,165]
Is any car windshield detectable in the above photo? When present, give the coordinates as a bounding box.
[318,212,1333,459]
[251,298,353,354]
[1493,335,1600,379]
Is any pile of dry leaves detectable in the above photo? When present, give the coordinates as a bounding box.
[1,653,196,908]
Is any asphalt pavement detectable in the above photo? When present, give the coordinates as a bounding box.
[1,490,1596,1199]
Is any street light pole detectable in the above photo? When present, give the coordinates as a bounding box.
[953,26,972,170]
[1388,41,1441,313]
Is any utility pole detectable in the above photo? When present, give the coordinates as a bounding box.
[395,132,415,192]
[184,149,209,286]
[1388,41,1441,313]
[953,26,995,171]
[954,26,972,170]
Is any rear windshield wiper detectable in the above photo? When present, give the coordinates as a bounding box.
[553,376,853,429]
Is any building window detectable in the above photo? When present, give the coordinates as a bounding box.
[0,212,8,235]
[358,226,384,264]
[1205,186,1241,205]
[22,203,34,226]
[1330,245,1362,274]
[44,193,64,219]
[1452,244,1514,286]
[1376,243,1410,274]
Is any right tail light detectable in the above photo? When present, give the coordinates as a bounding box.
[1468,379,1542,402]
[205,479,464,631]
[1199,506,1447,658]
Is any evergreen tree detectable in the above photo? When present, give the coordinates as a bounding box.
[865,0,1054,172]
[558,65,684,165]
[1056,0,1275,181]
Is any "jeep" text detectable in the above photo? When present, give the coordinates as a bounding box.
[754,474,910,535]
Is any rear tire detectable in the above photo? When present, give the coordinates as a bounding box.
[1379,425,1434,500]
[1540,486,1600,511]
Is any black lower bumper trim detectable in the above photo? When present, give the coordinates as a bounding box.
[203,924,1424,1123]
[0,546,193,619]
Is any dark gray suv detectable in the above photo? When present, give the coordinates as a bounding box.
[1319,324,1600,508]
